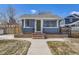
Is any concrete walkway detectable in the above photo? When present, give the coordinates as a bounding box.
[27,40,52,55]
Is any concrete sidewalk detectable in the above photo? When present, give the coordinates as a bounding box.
[0,34,14,39]
[27,40,52,55]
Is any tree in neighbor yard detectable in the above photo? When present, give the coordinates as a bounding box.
[0,11,8,24]
[7,6,16,24]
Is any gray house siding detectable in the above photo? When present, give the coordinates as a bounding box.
[22,19,35,33]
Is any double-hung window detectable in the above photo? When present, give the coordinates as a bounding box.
[25,20,30,27]
[44,20,57,27]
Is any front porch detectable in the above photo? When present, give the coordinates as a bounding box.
[22,19,59,33]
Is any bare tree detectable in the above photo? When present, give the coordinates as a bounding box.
[7,6,16,24]
[0,11,8,24]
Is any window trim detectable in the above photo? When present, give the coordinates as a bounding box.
[23,19,33,28]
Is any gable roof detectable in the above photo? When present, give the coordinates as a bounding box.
[65,14,79,19]
[20,13,61,20]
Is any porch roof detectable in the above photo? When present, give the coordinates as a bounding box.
[20,13,61,20]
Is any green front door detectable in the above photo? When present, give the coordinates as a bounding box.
[36,20,41,32]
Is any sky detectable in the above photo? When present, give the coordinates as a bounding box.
[0,4,79,18]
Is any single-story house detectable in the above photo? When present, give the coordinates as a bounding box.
[20,12,62,34]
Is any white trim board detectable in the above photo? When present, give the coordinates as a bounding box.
[24,27,33,28]
[43,27,59,28]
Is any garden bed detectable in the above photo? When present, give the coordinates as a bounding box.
[0,40,31,55]
[47,41,79,55]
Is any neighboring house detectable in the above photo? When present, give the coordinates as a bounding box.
[64,14,79,32]
[20,12,62,34]
[69,20,79,32]
[64,14,79,26]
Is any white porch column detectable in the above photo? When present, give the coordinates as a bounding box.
[23,19,25,28]
[41,19,43,33]
[57,20,59,28]
[35,20,36,32]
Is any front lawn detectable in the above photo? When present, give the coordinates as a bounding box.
[47,41,79,55]
[0,40,31,55]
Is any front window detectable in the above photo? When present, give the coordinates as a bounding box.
[25,20,30,27]
[44,20,57,27]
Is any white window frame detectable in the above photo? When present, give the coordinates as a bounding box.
[23,19,33,28]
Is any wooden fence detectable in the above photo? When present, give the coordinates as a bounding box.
[4,24,20,34]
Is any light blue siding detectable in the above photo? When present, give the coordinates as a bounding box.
[43,28,59,33]
[22,28,34,33]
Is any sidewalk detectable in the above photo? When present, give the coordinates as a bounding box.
[27,40,52,55]
[0,34,14,39]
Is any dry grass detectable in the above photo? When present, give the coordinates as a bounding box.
[66,38,79,52]
[0,40,31,55]
[47,41,79,55]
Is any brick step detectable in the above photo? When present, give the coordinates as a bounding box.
[32,33,45,39]
[32,37,45,39]
[32,36,45,39]
[32,35,44,37]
